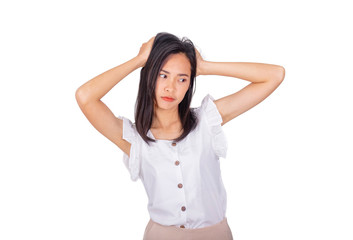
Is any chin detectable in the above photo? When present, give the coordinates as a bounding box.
[156,100,178,110]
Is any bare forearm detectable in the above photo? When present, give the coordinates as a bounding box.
[76,56,144,104]
[200,61,285,83]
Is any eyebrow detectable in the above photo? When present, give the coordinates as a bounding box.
[161,69,189,77]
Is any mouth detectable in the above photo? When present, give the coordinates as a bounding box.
[161,96,175,102]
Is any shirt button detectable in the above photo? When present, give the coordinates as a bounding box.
[175,160,180,166]
[172,142,177,146]
[180,225,185,228]
[178,183,183,188]
[181,206,186,211]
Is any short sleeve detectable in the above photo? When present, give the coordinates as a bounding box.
[198,94,228,159]
[117,116,141,181]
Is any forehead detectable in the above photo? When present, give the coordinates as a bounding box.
[161,53,191,74]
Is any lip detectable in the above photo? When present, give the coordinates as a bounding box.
[161,97,175,102]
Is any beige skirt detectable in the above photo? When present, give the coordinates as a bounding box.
[143,217,233,240]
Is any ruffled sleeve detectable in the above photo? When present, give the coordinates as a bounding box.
[117,116,141,181]
[198,94,228,159]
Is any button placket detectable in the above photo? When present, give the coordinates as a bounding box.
[173,142,187,226]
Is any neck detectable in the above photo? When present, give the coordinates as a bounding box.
[152,107,181,130]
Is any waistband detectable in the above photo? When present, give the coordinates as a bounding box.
[148,217,229,232]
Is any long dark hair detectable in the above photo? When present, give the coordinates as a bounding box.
[135,32,198,145]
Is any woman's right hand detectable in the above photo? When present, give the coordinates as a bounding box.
[137,36,156,67]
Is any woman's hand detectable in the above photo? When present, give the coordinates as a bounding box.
[137,36,156,68]
[195,48,205,76]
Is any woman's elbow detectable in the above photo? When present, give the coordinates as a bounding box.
[268,65,285,83]
[276,66,285,82]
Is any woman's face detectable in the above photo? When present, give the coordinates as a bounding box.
[154,53,191,111]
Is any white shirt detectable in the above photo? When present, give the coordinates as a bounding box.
[117,94,229,229]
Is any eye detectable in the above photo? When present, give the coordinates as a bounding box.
[179,78,187,82]
[159,74,167,78]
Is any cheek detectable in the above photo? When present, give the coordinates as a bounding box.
[155,79,163,92]
[178,84,190,99]
[183,82,191,93]
[154,82,160,96]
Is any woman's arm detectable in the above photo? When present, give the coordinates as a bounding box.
[197,51,285,126]
[76,36,155,104]
[75,36,155,156]
[75,56,143,104]
[199,61,285,84]
[76,55,143,106]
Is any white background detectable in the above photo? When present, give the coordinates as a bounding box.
[1,0,352,239]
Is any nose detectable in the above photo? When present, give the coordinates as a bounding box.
[164,78,176,92]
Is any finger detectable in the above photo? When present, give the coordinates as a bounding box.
[148,36,156,43]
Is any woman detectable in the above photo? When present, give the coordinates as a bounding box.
[75,32,285,240]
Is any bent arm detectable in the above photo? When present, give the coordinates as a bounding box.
[74,56,144,157]
[199,61,285,125]
[200,61,285,83]
[74,36,154,158]
[75,56,144,105]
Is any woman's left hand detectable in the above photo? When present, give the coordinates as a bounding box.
[195,48,205,77]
